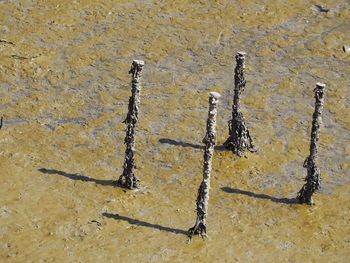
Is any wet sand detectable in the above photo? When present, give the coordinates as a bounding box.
[1,0,349,262]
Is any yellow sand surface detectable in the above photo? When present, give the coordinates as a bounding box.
[1,0,349,262]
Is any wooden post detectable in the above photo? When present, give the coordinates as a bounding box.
[297,83,326,205]
[117,60,144,189]
[224,51,255,156]
[188,92,220,238]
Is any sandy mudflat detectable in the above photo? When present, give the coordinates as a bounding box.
[0,0,349,262]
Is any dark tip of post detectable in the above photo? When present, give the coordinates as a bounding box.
[236,52,246,66]
[314,82,326,97]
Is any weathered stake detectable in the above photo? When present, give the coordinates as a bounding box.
[297,83,326,205]
[188,92,220,238]
[117,60,144,189]
[224,51,255,156]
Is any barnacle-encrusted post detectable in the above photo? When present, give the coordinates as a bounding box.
[297,83,326,205]
[117,60,144,189]
[188,92,220,238]
[224,51,255,156]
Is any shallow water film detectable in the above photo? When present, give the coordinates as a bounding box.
[1,0,349,262]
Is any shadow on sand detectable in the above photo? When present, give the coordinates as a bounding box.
[221,187,297,204]
[103,212,188,236]
[159,138,227,151]
[38,168,115,186]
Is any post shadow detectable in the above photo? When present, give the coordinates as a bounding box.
[102,212,188,236]
[159,138,227,151]
[38,168,115,186]
[221,187,297,204]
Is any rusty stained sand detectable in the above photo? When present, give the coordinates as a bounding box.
[0,0,350,262]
